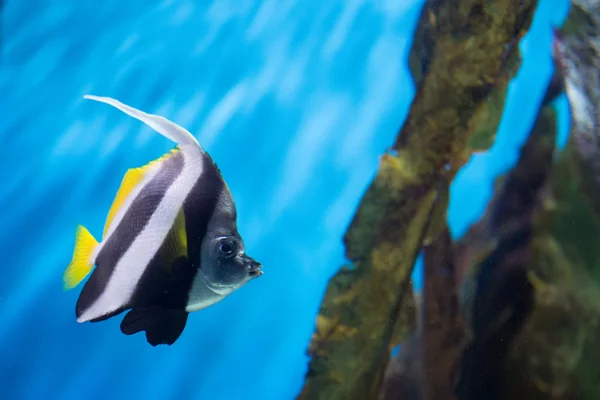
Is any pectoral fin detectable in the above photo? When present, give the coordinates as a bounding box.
[159,207,188,275]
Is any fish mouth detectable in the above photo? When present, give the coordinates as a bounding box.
[248,261,263,278]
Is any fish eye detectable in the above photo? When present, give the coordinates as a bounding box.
[218,238,237,258]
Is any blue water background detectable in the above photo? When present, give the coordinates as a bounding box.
[0,0,570,399]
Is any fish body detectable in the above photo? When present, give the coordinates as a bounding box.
[63,95,262,346]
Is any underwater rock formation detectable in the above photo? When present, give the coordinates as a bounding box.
[503,1,600,398]
[300,0,600,398]
[456,1,600,398]
[297,0,537,399]
[454,77,557,400]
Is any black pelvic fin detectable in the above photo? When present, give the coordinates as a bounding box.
[120,307,189,346]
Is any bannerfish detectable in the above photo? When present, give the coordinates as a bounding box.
[63,95,263,346]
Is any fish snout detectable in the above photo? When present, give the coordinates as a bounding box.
[247,260,263,278]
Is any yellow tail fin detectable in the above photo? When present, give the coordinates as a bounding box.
[63,225,99,290]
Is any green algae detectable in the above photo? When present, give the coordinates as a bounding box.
[298,0,600,398]
[297,1,537,399]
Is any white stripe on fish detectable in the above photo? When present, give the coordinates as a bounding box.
[78,151,203,322]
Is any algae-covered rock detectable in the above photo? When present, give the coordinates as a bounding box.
[379,333,422,400]
[455,94,557,400]
[297,1,537,399]
[455,1,600,399]
[507,2,600,398]
[419,226,467,400]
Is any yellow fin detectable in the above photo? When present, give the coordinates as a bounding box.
[64,225,99,290]
[103,147,180,237]
[103,167,145,237]
[160,207,188,274]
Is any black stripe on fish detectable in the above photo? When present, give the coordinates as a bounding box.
[119,256,193,346]
[75,150,185,320]
[184,152,228,268]
[118,152,226,345]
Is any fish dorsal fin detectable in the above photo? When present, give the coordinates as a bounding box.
[83,94,204,155]
[159,207,188,274]
[103,147,180,237]
[103,167,145,238]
